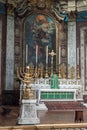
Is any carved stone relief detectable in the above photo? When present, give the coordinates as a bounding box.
[36,0,46,9]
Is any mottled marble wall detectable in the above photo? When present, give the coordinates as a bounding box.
[6,15,14,90]
[77,22,87,91]
[0,20,2,94]
[68,21,76,77]
[80,28,85,90]
[80,28,87,91]
[58,23,67,66]
[84,30,87,90]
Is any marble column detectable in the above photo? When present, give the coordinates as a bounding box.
[0,20,2,94]
[5,15,14,90]
[80,27,86,90]
[68,22,76,78]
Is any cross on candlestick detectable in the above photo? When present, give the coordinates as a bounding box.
[49,50,56,75]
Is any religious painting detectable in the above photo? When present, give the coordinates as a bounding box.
[25,13,56,68]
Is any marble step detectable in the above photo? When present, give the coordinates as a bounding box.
[44,101,85,111]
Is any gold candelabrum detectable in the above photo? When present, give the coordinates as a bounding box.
[17,66,35,99]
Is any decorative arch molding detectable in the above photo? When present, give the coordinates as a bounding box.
[14,0,67,22]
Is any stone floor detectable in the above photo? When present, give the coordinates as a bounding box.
[0,104,87,126]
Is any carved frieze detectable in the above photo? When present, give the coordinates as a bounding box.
[6,3,15,16]
[14,0,33,17]
[36,0,46,9]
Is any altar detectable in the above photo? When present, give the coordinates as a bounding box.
[18,46,83,111]
[30,78,83,103]
[20,77,83,107]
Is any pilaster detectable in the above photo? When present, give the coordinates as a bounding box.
[80,27,87,91]
[0,20,2,94]
[68,21,76,78]
[5,4,14,90]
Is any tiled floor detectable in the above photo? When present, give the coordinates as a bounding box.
[0,105,87,126]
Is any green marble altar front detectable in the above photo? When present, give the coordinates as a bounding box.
[41,92,74,99]
[40,74,74,100]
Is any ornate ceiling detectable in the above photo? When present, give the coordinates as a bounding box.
[0,0,87,12]
[0,0,87,19]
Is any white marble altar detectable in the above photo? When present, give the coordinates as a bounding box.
[18,99,40,124]
[19,78,83,111]
[30,78,82,89]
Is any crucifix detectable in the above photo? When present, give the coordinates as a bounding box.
[49,50,56,75]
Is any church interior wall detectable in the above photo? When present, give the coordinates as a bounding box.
[0,0,87,105]
[14,14,68,89]
[76,21,87,91]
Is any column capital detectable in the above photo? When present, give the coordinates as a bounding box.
[6,3,15,16]
[68,11,76,22]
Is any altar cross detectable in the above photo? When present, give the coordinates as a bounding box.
[49,50,56,75]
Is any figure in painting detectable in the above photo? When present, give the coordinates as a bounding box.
[25,14,56,68]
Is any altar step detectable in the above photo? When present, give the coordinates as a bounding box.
[44,101,86,111]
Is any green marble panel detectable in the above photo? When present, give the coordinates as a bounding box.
[55,92,61,99]
[41,92,74,99]
[41,92,47,99]
[67,92,73,99]
[61,92,66,99]
[48,92,54,99]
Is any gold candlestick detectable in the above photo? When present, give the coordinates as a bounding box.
[77,65,80,79]
[35,66,38,78]
[58,66,62,79]
[45,64,49,78]
[17,66,35,99]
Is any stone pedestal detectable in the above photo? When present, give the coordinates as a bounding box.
[36,102,48,110]
[18,99,40,124]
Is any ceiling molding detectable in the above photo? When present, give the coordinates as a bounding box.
[0,0,87,12]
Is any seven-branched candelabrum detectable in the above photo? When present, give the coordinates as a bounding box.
[17,66,35,99]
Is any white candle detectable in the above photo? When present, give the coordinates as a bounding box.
[36,45,38,64]
[86,46,87,77]
[26,44,28,64]
[77,48,79,65]
[46,45,48,64]
[59,46,61,64]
